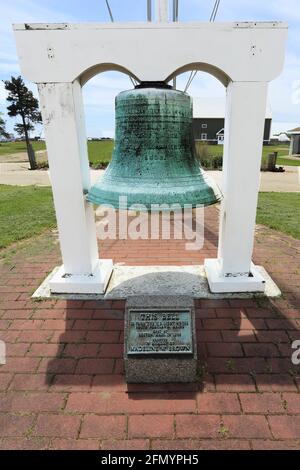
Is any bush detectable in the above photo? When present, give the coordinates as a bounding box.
[36,161,49,170]
[195,142,223,169]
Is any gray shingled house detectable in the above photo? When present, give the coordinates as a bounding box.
[193,97,272,145]
[285,126,300,155]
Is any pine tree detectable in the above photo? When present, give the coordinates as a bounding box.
[4,76,42,169]
[14,122,34,137]
[0,113,9,139]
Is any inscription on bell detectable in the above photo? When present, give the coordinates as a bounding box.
[127,309,193,355]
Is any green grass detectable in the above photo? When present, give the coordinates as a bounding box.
[87,140,114,167]
[196,142,223,157]
[195,142,290,158]
[0,140,46,156]
[0,185,56,249]
[261,145,290,158]
[277,157,300,167]
[0,140,114,167]
[257,192,300,239]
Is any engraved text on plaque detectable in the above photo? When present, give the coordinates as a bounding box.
[127,309,193,355]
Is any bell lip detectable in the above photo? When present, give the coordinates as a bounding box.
[86,193,222,211]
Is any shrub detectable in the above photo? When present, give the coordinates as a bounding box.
[195,142,223,169]
[36,161,49,170]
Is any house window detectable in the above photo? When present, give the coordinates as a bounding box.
[202,124,207,129]
[201,133,207,140]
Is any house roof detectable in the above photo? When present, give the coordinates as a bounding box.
[286,126,300,134]
[193,97,272,119]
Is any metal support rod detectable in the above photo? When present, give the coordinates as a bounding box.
[173,0,179,22]
[105,0,136,87]
[105,0,114,22]
[147,0,152,21]
[172,0,179,89]
[184,0,221,92]
[210,0,221,22]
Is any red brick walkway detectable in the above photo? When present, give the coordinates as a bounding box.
[0,207,299,450]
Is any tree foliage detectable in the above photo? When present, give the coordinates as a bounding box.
[0,114,9,139]
[14,122,34,137]
[4,76,41,127]
[4,76,42,169]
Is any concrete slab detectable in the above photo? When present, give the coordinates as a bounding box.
[0,164,104,187]
[210,167,299,193]
[0,149,47,163]
[0,166,51,186]
[32,263,281,300]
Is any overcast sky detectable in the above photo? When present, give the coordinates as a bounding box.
[0,0,299,137]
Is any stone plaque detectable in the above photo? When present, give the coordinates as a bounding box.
[127,308,193,355]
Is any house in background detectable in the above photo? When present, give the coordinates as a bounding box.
[192,97,272,145]
[285,126,300,155]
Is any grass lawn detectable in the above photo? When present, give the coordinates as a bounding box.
[87,140,114,167]
[0,140,46,156]
[257,192,300,239]
[261,145,290,158]
[0,185,56,249]
[277,157,300,167]
[195,143,290,158]
[0,140,114,167]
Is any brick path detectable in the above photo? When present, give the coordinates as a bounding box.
[0,207,299,450]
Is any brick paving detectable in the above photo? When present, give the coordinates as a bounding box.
[0,207,299,450]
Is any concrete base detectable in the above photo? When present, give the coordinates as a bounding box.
[124,296,198,383]
[49,259,113,294]
[32,263,280,299]
[204,259,266,293]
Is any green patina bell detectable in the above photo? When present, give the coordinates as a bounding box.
[87,82,222,210]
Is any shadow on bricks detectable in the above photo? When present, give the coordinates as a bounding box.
[45,210,300,393]
[45,295,300,394]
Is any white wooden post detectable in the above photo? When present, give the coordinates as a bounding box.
[38,80,113,293]
[155,0,169,22]
[205,81,268,293]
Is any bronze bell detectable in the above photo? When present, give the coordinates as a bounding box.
[87,82,222,210]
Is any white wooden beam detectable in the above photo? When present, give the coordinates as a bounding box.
[13,23,288,85]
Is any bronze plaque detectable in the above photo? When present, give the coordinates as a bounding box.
[127,308,193,355]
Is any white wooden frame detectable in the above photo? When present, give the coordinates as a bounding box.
[13,21,287,294]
